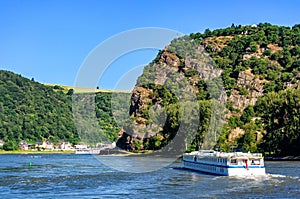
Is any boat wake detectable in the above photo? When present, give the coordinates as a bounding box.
[226,173,288,181]
[267,173,287,178]
[267,173,299,180]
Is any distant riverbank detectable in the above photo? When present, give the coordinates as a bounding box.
[265,156,300,161]
[0,150,75,154]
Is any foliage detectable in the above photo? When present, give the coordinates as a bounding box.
[240,105,254,123]
[0,70,79,145]
[255,88,300,156]
[3,140,19,151]
[0,70,126,149]
[191,23,300,94]
[188,23,299,155]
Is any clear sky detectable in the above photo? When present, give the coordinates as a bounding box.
[1,0,300,90]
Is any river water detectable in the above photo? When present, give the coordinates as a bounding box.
[0,154,299,198]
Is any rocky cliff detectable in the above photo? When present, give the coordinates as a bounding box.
[229,69,265,111]
[117,23,300,153]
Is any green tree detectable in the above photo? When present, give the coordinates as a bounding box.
[279,49,293,68]
[249,41,258,52]
[3,141,19,151]
[240,105,254,123]
[290,46,300,56]
[67,89,74,95]
[255,89,300,156]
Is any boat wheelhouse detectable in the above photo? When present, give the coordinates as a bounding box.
[182,150,266,176]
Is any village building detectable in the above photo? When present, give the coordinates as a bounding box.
[0,140,4,147]
[35,141,54,150]
[19,140,29,150]
[57,142,73,150]
[75,142,88,149]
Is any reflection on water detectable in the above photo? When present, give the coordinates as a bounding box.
[0,154,299,198]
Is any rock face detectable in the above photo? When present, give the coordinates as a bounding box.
[116,50,182,151]
[228,127,245,142]
[229,70,264,111]
[129,87,153,120]
[116,39,226,151]
[159,51,181,68]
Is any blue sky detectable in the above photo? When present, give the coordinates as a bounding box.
[0,0,300,90]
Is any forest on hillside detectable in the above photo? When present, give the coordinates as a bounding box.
[198,23,300,156]
[0,70,125,150]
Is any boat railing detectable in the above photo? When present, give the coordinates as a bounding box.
[184,151,263,158]
[249,153,263,157]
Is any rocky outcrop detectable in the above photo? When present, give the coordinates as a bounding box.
[117,43,227,151]
[228,127,245,142]
[229,70,264,111]
[159,51,181,68]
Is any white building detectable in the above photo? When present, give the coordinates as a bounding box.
[75,142,88,149]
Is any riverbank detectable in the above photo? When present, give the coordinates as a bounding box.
[265,156,300,161]
[0,150,75,154]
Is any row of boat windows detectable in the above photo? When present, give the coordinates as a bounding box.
[185,162,225,173]
[197,157,227,164]
[230,159,262,165]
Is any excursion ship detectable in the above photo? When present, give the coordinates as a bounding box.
[182,150,266,176]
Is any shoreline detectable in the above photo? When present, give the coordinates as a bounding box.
[0,150,75,155]
[1,150,300,161]
[264,156,300,161]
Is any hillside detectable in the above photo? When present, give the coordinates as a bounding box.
[0,70,125,150]
[117,23,300,156]
[0,71,78,149]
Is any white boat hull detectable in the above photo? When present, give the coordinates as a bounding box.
[183,160,265,176]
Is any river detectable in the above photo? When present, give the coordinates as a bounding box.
[0,154,299,198]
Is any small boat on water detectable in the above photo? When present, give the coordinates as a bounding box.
[75,148,101,154]
[182,150,266,176]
